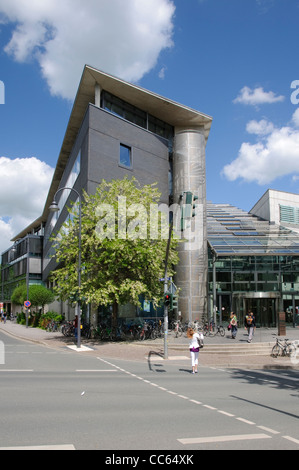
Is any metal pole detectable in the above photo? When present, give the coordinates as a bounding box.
[50,187,82,349]
[212,250,217,329]
[163,219,174,360]
[77,197,82,349]
[26,237,29,328]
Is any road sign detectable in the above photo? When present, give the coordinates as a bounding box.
[24,300,31,308]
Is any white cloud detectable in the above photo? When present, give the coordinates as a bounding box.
[246,119,275,136]
[222,110,299,185]
[0,0,175,100]
[0,156,54,254]
[233,86,285,106]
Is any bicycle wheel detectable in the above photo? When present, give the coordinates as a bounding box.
[61,325,67,336]
[219,326,225,337]
[286,343,296,358]
[271,344,281,358]
[139,329,146,341]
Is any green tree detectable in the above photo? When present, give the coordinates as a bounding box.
[29,285,55,314]
[11,284,26,307]
[51,177,179,326]
[11,284,55,314]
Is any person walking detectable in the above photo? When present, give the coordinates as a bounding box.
[244,311,256,343]
[187,327,201,374]
[229,312,238,339]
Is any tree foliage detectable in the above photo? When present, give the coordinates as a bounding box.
[11,284,55,313]
[50,177,179,321]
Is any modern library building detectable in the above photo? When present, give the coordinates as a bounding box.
[1,65,299,327]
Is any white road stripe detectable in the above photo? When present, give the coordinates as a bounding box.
[218,410,235,417]
[257,426,280,435]
[283,436,299,446]
[236,417,255,425]
[76,369,117,372]
[178,433,271,445]
[0,444,75,450]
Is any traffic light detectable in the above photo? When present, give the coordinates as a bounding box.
[185,191,199,218]
[164,292,171,306]
[164,293,178,311]
[180,192,199,230]
[172,293,178,310]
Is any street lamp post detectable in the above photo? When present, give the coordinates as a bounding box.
[49,187,82,349]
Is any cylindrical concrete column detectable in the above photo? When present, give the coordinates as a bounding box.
[173,127,208,323]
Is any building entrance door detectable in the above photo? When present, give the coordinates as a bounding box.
[244,298,276,327]
[233,293,280,327]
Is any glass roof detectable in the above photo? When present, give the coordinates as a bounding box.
[207,203,299,256]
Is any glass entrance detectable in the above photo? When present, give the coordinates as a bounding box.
[244,298,277,327]
[232,294,279,327]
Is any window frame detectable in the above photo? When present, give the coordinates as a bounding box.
[119,143,133,170]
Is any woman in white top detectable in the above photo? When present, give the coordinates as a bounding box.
[187,327,201,374]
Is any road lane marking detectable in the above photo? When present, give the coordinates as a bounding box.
[257,426,280,435]
[283,436,299,446]
[218,410,235,417]
[0,444,75,450]
[236,417,255,425]
[76,369,117,372]
[178,433,271,445]
[203,404,217,410]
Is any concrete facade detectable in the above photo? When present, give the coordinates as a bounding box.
[173,128,208,321]
[251,189,299,234]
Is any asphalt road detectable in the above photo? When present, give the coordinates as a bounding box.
[0,330,298,452]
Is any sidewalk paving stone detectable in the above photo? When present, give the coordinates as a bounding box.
[0,321,298,370]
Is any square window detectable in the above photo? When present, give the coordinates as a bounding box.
[120,144,132,168]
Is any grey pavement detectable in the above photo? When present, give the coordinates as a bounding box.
[0,320,299,369]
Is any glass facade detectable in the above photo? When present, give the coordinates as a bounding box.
[207,203,299,327]
[102,91,174,142]
[1,236,43,312]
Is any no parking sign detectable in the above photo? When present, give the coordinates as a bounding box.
[24,300,31,308]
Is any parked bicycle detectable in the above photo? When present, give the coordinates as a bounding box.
[271,337,296,358]
[203,321,225,337]
[61,321,75,337]
[46,320,60,332]
[173,320,183,338]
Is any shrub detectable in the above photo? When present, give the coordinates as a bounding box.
[39,311,63,330]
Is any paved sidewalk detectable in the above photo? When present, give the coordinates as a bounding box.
[0,320,298,369]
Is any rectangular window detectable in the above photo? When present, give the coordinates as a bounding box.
[119,144,132,169]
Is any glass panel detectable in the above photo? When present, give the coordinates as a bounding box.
[120,144,131,168]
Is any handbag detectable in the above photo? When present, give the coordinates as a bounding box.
[197,334,204,348]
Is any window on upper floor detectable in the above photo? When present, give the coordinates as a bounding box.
[119,144,132,169]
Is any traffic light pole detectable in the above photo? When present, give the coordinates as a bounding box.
[163,219,174,360]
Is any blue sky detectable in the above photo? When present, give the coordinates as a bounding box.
[0,0,299,254]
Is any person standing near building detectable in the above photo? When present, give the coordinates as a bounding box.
[229,312,238,339]
[244,311,255,343]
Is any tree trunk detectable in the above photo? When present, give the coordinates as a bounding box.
[112,301,118,330]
